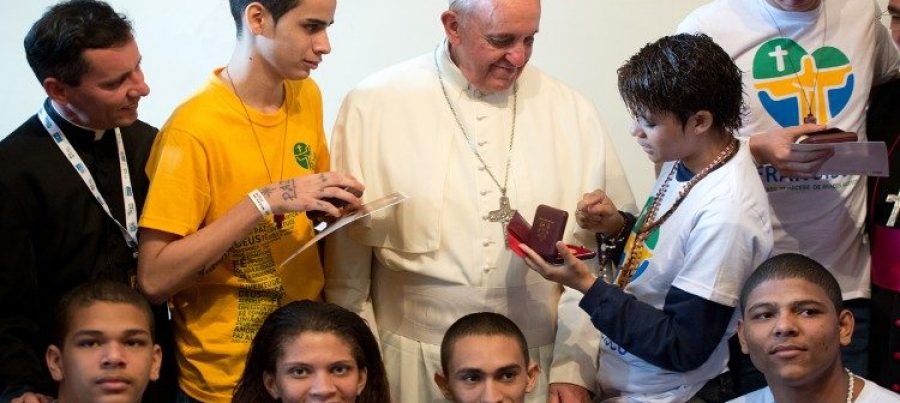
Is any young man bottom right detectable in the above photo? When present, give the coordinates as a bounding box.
[730,253,900,402]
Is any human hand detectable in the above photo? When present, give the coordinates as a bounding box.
[748,124,835,178]
[11,392,54,403]
[261,172,364,216]
[575,189,622,236]
[305,186,365,227]
[548,383,592,403]
[520,242,597,294]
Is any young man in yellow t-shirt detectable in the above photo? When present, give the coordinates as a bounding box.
[137,0,362,401]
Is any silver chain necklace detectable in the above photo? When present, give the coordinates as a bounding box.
[434,47,518,237]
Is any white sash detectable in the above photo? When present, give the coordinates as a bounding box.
[38,105,138,257]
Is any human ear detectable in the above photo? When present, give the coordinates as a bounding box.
[434,371,453,400]
[689,110,714,135]
[356,368,367,395]
[46,345,65,382]
[244,2,269,36]
[837,309,854,347]
[441,11,462,46]
[524,362,540,393]
[149,344,162,381]
[43,77,69,106]
[737,319,750,354]
[263,371,280,400]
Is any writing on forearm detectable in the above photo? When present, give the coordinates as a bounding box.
[259,185,274,197]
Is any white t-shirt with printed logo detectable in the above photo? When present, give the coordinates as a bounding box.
[727,378,900,402]
[597,145,773,402]
[679,0,900,300]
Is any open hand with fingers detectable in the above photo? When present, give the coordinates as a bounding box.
[748,124,835,178]
[259,172,365,219]
[520,241,597,294]
[576,189,624,236]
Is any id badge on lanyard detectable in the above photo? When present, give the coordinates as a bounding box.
[38,106,139,258]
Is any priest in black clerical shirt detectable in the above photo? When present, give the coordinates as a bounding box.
[0,1,174,402]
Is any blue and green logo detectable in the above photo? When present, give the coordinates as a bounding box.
[293,142,316,170]
[752,38,853,127]
[620,197,660,282]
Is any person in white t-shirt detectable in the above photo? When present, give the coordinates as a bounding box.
[729,253,900,403]
[522,33,772,402]
[679,1,900,389]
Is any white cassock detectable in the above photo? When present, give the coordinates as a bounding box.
[325,41,636,403]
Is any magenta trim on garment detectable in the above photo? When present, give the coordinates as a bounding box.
[871,225,900,291]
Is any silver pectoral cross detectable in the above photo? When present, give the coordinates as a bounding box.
[485,195,516,247]
[886,192,900,227]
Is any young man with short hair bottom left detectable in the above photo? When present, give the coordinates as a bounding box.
[46,281,161,403]
[730,253,900,402]
[435,312,540,403]
[137,0,363,401]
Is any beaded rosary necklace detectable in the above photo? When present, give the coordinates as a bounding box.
[615,139,739,288]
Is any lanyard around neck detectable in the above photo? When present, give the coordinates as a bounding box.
[38,105,139,257]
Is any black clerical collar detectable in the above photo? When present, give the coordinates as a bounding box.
[45,99,109,142]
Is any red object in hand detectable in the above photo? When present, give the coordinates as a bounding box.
[507,206,596,265]
[306,186,364,227]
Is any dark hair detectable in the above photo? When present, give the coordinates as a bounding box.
[24,0,133,86]
[440,312,529,375]
[617,33,744,134]
[740,253,844,314]
[229,0,302,37]
[232,300,390,403]
[53,280,155,347]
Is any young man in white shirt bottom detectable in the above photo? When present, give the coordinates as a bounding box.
[730,253,900,403]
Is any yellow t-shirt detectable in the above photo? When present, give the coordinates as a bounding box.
[140,69,329,402]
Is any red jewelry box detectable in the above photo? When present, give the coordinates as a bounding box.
[507,205,596,265]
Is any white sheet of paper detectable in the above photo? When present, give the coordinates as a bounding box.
[789,141,888,177]
[280,192,409,267]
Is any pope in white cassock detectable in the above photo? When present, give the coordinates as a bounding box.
[324,0,636,401]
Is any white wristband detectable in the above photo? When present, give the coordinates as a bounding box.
[248,189,272,216]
